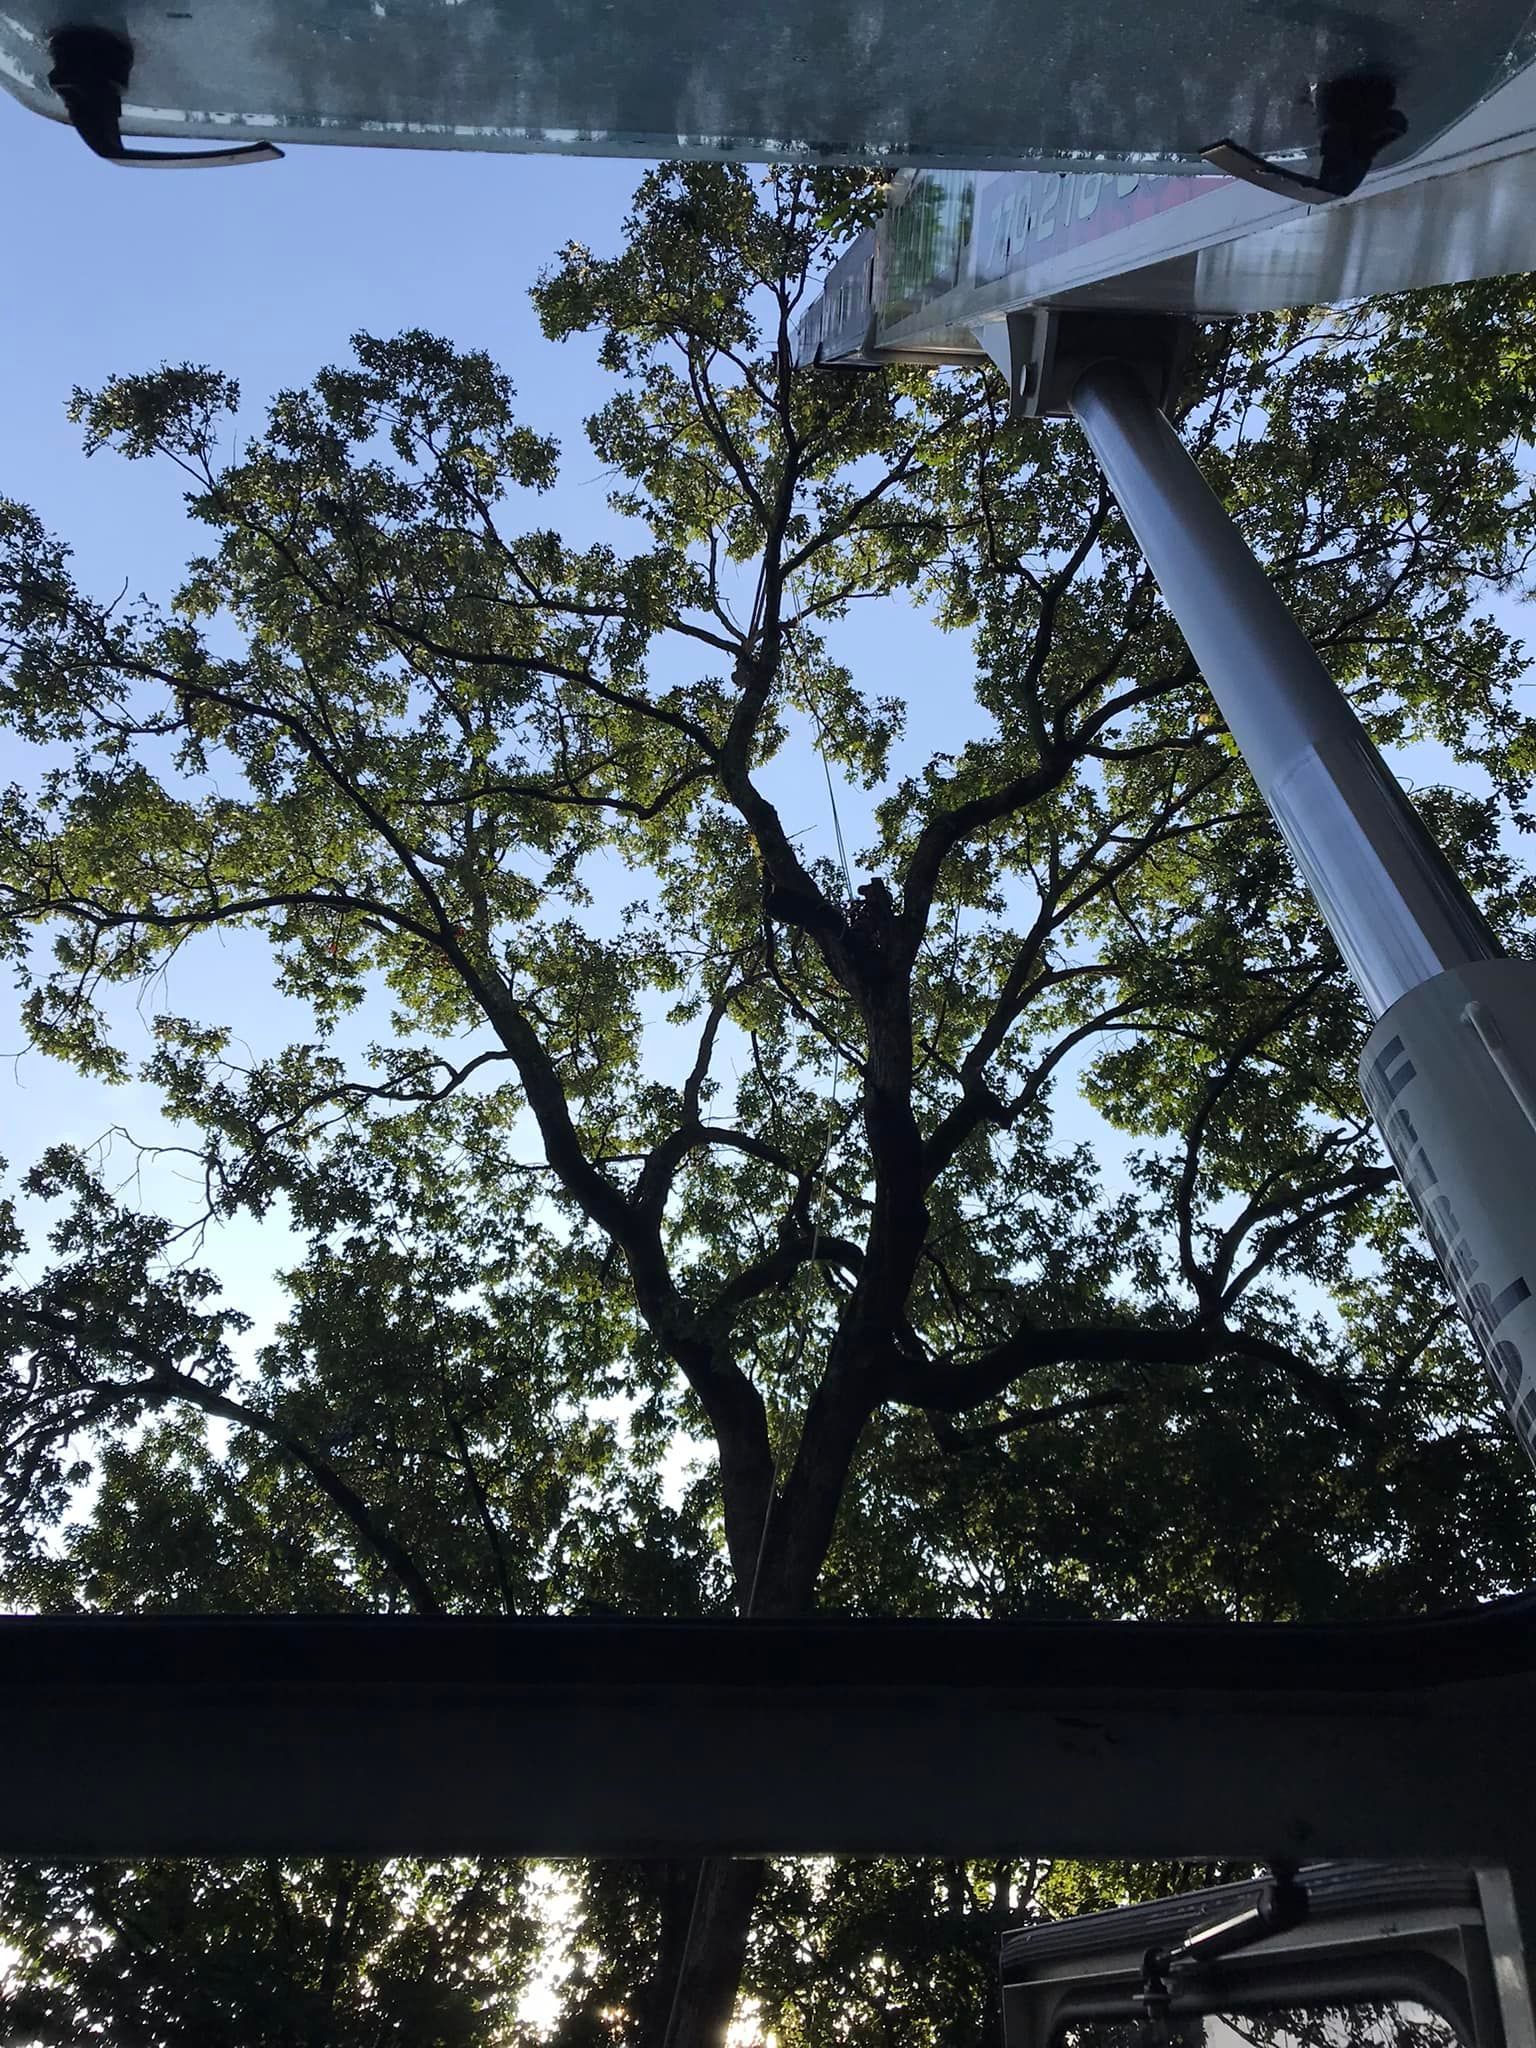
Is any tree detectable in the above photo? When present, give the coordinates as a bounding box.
[4,164,1536,2043]
[0,1857,535,2047]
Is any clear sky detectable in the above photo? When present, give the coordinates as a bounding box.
[0,88,984,1342]
[0,90,643,588]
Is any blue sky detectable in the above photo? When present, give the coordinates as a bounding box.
[0,91,641,585]
[0,94,639,1325]
[0,89,986,1343]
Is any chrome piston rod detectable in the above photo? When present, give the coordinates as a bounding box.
[1070,358,1495,1019]
[1070,358,1536,1464]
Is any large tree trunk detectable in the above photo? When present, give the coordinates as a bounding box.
[657,1148,887,2044]
[660,1857,765,2048]
[653,1394,878,2046]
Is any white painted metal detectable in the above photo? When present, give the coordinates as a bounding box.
[1360,963,1536,1465]
[798,57,1536,362]
[1478,1872,1536,2048]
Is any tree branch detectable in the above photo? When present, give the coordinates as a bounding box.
[2,1301,445,1615]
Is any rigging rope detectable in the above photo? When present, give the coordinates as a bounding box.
[660,671,855,2048]
[809,696,856,901]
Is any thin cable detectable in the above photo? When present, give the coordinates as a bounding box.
[661,1863,711,2048]
[788,612,855,900]
[661,1429,786,2048]
[808,698,856,900]
[663,664,849,2048]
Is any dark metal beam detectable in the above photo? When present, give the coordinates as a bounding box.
[4,1606,1534,1859]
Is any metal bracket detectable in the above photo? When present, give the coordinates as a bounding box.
[1202,72,1408,203]
[48,28,283,168]
[986,310,1194,421]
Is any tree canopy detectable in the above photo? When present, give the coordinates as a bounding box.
[3,164,1536,2045]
